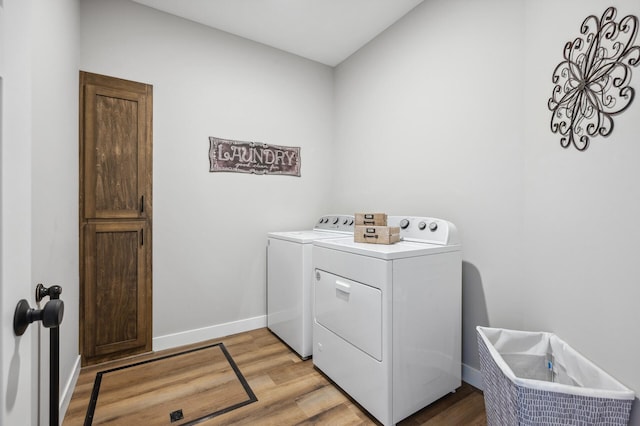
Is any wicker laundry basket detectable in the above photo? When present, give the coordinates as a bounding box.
[477,326,634,425]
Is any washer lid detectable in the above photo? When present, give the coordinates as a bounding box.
[313,237,460,260]
[268,230,352,244]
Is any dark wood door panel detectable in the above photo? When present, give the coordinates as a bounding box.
[82,83,150,219]
[83,222,150,360]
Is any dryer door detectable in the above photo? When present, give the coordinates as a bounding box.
[314,270,382,361]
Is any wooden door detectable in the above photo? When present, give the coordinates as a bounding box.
[80,71,152,366]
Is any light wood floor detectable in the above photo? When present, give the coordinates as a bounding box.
[63,328,486,425]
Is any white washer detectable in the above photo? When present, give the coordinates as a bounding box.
[267,215,354,359]
[312,216,462,425]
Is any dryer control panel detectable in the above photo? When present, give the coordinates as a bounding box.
[388,216,459,245]
[315,215,355,233]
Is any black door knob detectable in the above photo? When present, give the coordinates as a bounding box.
[13,299,64,336]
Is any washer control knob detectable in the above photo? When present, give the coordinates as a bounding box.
[418,221,427,230]
[428,222,438,231]
[399,219,410,229]
[332,217,339,224]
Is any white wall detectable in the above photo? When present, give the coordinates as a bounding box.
[2,0,80,424]
[334,0,640,420]
[333,0,526,378]
[79,0,335,345]
[522,0,640,421]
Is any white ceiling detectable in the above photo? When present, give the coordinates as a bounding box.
[130,0,424,66]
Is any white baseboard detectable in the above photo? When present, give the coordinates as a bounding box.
[153,315,267,352]
[59,355,81,425]
[462,362,483,390]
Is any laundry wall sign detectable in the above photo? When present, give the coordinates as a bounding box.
[209,137,301,176]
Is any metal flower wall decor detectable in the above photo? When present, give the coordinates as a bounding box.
[548,7,639,151]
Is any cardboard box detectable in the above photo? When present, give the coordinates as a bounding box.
[355,213,387,226]
[354,225,400,245]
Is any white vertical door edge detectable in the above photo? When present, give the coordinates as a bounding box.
[1,0,38,424]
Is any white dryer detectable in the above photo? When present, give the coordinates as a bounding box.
[267,215,354,359]
[312,216,461,425]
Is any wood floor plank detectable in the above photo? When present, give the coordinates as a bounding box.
[63,328,486,425]
[297,402,375,425]
[295,385,346,417]
[418,392,487,426]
